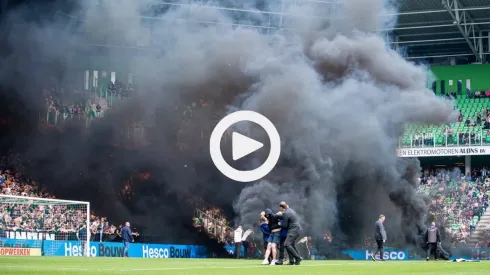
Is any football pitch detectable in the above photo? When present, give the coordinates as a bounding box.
[1,257,490,275]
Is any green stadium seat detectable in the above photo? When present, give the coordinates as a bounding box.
[402,95,490,142]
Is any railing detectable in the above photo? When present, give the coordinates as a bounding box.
[399,128,490,148]
[193,208,232,244]
[43,108,100,128]
[41,85,132,126]
[106,88,131,107]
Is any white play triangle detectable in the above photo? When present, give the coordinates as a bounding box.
[232,132,264,161]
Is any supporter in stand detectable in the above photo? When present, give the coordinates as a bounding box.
[3,150,489,251]
[41,83,136,127]
[0,153,139,242]
[418,166,489,246]
[480,222,490,247]
[190,197,233,244]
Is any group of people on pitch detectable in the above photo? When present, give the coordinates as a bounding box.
[259,201,303,265]
[371,215,445,261]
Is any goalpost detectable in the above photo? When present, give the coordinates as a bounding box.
[0,194,90,257]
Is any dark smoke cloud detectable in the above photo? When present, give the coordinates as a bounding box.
[0,0,454,249]
[229,0,455,249]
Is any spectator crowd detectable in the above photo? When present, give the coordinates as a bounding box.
[447,91,490,130]
[43,87,105,127]
[0,153,138,241]
[191,198,233,245]
[42,79,137,128]
[108,80,134,98]
[418,166,490,248]
[406,93,490,148]
[2,150,490,249]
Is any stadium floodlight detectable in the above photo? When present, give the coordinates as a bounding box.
[0,194,90,257]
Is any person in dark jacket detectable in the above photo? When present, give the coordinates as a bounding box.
[425,222,441,261]
[121,222,134,258]
[371,215,387,261]
[279,201,303,265]
[276,226,288,265]
[76,224,88,256]
[261,208,282,265]
[259,211,272,263]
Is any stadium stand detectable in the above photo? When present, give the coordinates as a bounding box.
[42,81,133,127]
[356,168,489,249]
[193,208,233,246]
[189,195,233,245]
[43,87,104,127]
[473,210,490,248]
[1,142,489,249]
[0,153,138,241]
[13,67,490,250]
[12,123,486,250]
[418,167,489,247]
[191,166,490,250]
[188,166,490,250]
[401,95,490,147]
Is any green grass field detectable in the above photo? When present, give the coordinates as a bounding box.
[1,257,490,275]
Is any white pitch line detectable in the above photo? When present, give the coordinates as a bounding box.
[4,263,361,272]
[121,263,351,271]
[4,266,91,271]
[4,260,436,272]
[121,260,440,271]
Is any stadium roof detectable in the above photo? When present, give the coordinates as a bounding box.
[143,0,490,63]
[395,0,490,63]
[58,0,490,64]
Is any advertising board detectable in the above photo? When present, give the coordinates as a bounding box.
[0,247,41,256]
[397,146,489,157]
[0,238,208,258]
[342,249,409,260]
[8,238,488,261]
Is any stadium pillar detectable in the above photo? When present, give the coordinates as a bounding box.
[478,31,483,62]
[465,155,471,175]
[278,0,285,29]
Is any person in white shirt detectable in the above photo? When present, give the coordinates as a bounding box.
[234,226,243,259]
[242,229,253,259]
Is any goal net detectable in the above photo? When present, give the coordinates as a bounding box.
[0,194,90,257]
